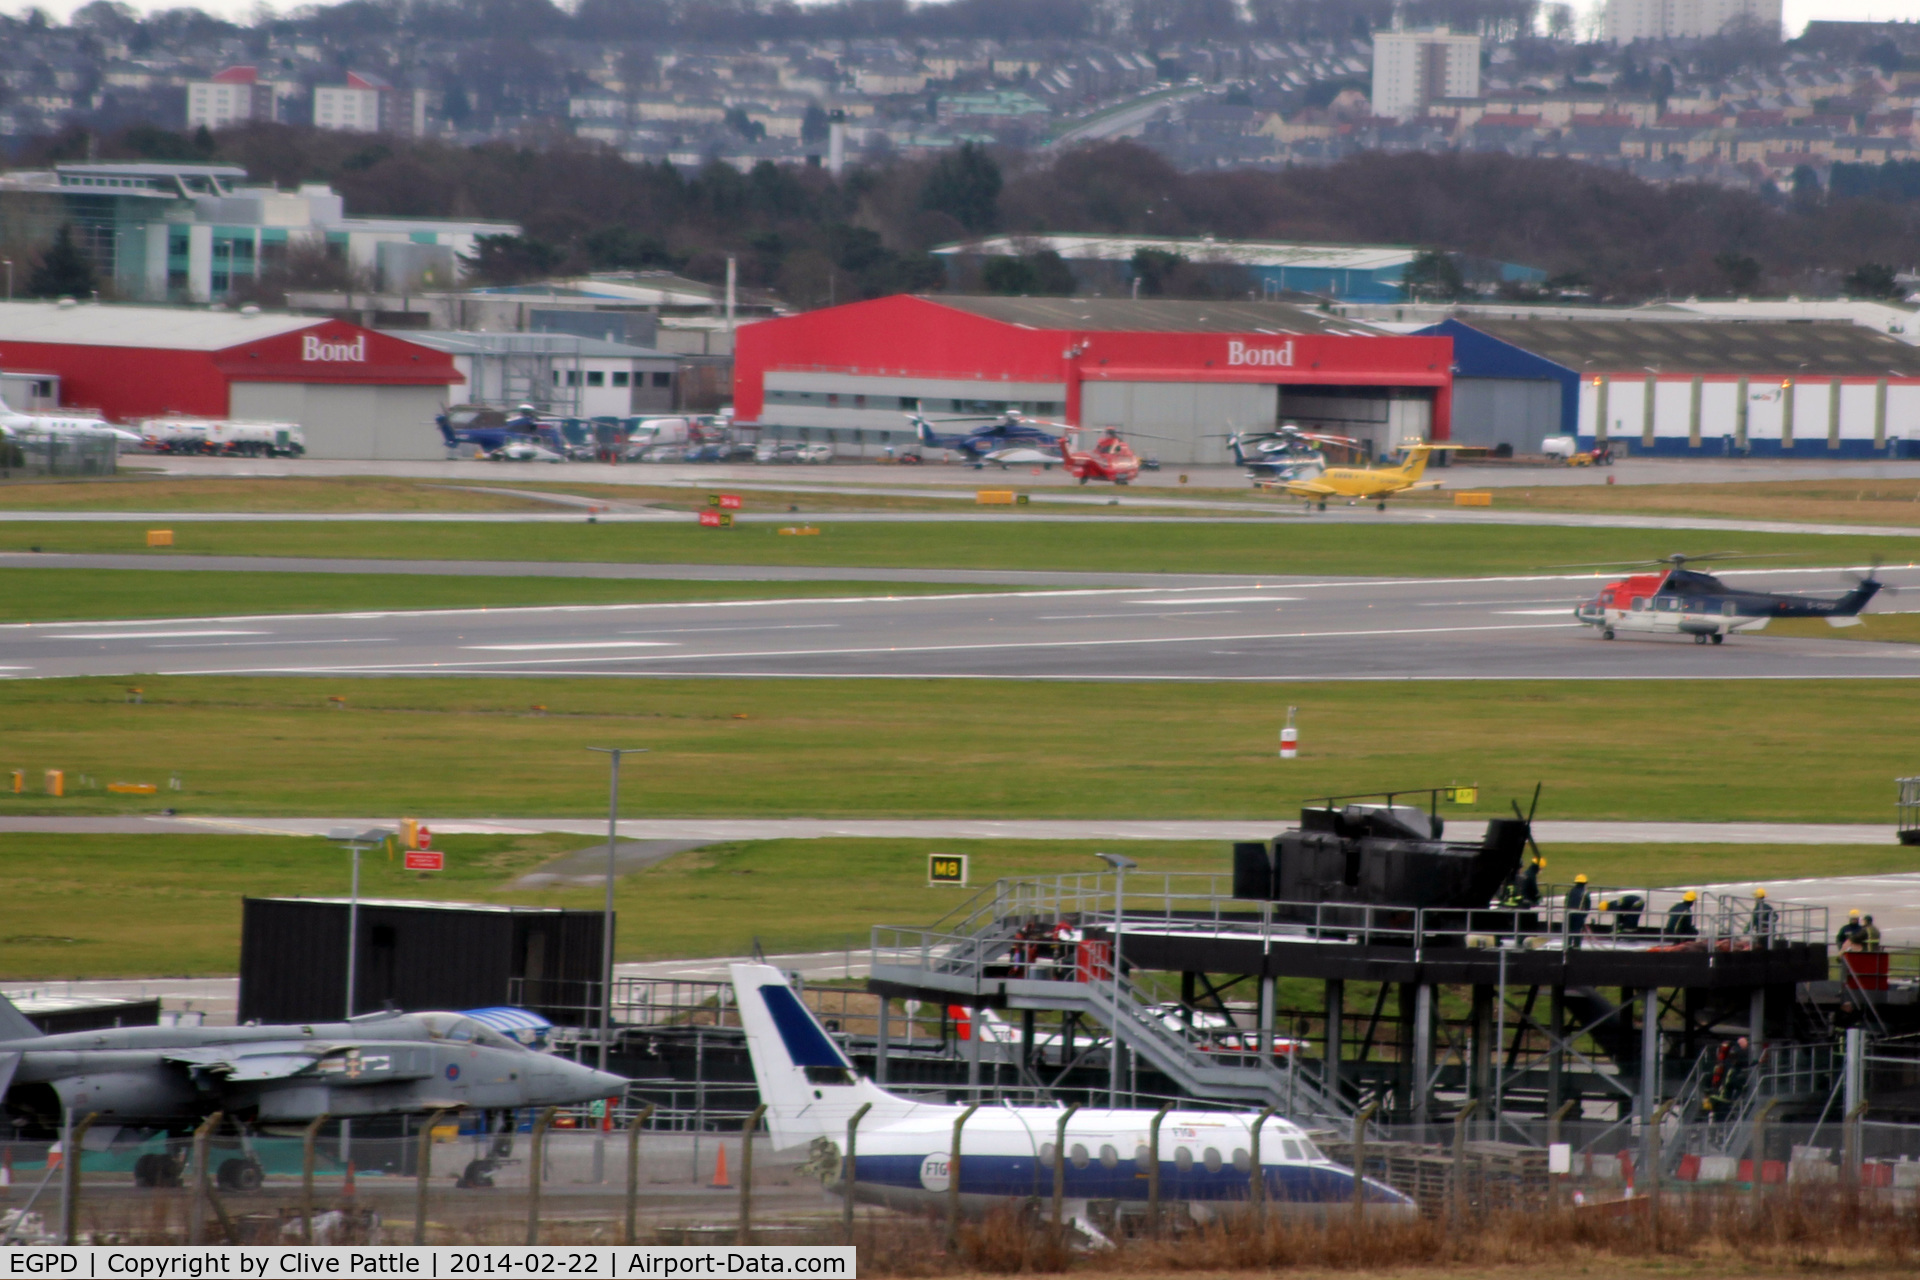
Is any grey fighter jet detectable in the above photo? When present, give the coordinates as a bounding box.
[0,995,625,1186]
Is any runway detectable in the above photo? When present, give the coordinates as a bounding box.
[5,564,1919,680]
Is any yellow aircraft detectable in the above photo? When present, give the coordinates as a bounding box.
[1267,441,1463,511]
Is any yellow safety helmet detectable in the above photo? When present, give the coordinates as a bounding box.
[1574,873,1588,884]
[1754,887,1768,899]
[1849,908,1861,917]
[1683,891,1697,902]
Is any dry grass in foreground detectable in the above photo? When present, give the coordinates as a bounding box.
[852,1186,1920,1277]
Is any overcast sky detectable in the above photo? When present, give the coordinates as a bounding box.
[2,0,1913,47]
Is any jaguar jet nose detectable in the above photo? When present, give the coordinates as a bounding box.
[530,1057,629,1106]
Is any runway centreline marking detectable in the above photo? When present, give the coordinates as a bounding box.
[52,629,267,639]
[150,622,1583,675]
[463,640,679,651]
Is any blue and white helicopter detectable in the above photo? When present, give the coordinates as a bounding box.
[730,963,1411,1237]
[907,412,1064,467]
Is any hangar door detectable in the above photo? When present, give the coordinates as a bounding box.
[1079,382,1277,466]
[230,382,447,460]
[1449,378,1562,454]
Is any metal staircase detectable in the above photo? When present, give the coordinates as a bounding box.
[869,873,1353,1124]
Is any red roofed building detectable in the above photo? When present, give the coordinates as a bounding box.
[0,301,461,458]
[734,294,1453,463]
[316,71,427,136]
[186,66,277,131]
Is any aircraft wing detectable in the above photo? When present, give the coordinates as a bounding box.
[1282,479,1339,497]
[1405,480,1444,490]
[162,1042,328,1082]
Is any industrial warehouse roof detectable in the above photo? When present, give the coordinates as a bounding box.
[0,301,321,350]
[1462,318,1920,378]
[403,331,674,359]
[922,295,1379,336]
[934,234,1418,272]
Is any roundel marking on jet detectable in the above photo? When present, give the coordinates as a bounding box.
[446,1064,460,1080]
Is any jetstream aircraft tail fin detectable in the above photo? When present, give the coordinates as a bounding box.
[728,962,920,1151]
[0,991,44,1041]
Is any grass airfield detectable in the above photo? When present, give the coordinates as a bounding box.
[2,676,1919,822]
[2,470,1918,980]
[4,831,1910,979]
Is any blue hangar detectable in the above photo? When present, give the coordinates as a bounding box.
[1421,315,1920,459]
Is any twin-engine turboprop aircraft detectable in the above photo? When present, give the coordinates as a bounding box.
[729,963,1411,1237]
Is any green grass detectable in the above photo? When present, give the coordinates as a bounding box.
[2,676,1916,823]
[0,568,996,622]
[0,476,556,512]
[5,833,1909,979]
[0,519,1910,578]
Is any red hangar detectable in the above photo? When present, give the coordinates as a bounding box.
[0,299,462,459]
[732,294,1454,465]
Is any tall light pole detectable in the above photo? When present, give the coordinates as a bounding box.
[3,259,11,302]
[1095,853,1137,1108]
[326,826,390,1019]
[327,825,389,1169]
[588,747,646,1185]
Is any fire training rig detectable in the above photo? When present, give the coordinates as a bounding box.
[866,788,1843,1136]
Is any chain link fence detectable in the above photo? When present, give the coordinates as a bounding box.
[0,431,118,478]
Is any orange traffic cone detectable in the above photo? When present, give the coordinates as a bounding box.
[343,1160,357,1197]
[711,1144,731,1188]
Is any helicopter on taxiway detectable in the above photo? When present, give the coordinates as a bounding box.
[1569,553,1885,644]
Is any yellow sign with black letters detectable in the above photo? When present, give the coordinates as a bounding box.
[928,853,969,887]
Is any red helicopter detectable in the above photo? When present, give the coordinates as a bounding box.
[1568,552,1886,644]
[1059,428,1145,485]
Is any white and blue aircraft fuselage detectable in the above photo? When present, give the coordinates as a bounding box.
[1,407,142,445]
[729,963,1412,1229]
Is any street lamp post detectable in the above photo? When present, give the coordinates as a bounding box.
[326,827,391,1019]
[1095,853,1137,1108]
[326,826,390,1169]
[587,747,646,1184]
[3,259,11,302]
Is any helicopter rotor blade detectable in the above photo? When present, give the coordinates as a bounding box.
[1543,551,1786,571]
[1511,792,1545,869]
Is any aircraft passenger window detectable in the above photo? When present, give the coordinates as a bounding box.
[1203,1147,1223,1173]
[1631,598,1647,611]
[1134,1145,1151,1171]
[1280,1140,1303,1161]
[1232,1148,1250,1172]
[1099,1144,1119,1169]
[1069,1144,1090,1169]
[1173,1147,1194,1171]
[1723,601,1737,616]
[1039,1143,1055,1168]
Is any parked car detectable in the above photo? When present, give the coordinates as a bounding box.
[797,444,833,464]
